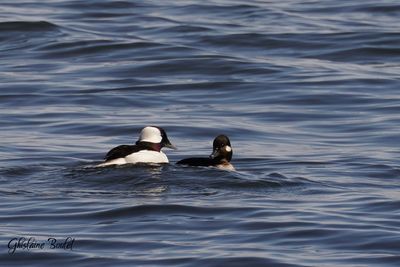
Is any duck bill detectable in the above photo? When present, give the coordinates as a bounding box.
[164,142,177,150]
[209,149,220,159]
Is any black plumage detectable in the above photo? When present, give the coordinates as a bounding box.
[177,135,233,168]
[104,142,159,161]
[176,157,217,166]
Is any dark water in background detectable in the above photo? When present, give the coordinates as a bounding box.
[1,0,400,266]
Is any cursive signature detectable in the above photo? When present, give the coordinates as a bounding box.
[8,237,75,255]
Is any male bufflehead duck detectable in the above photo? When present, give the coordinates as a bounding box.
[177,135,235,171]
[97,126,176,167]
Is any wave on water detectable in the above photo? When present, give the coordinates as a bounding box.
[0,21,59,32]
[1,0,400,266]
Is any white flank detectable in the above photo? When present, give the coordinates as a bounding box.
[124,150,168,164]
[96,158,127,167]
[97,150,169,167]
[217,163,235,171]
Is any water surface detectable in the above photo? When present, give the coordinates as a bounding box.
[1,0,400,266]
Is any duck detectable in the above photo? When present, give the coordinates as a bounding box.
[97,126,176,167]
[177,135,235,171]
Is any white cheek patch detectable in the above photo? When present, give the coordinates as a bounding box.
[224,146,232,152]
[139,127,162,143]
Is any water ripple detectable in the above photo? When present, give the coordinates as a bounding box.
[1,0,400,266]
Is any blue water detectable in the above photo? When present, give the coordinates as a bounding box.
[1,0,400,266]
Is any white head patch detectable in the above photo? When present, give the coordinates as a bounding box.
[224,146,232,152]
[138,126,162,143]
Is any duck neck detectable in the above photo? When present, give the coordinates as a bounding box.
[136,141,162,152]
